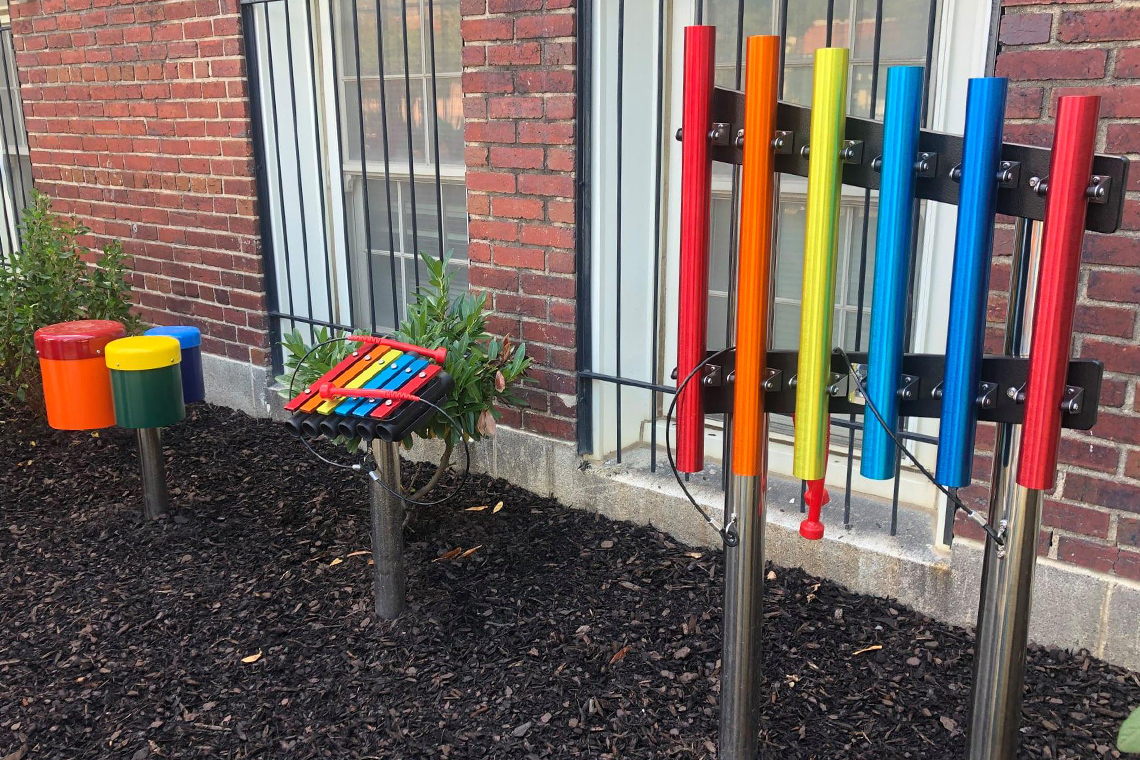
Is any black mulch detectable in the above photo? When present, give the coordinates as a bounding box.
[1,403,1137,760]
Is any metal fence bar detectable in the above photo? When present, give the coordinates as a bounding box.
[648,0,666,473]
[615,0,625,464]
[426,0,446,262]
[374,0,402,326]
[348,0,379,332]
[398,0,421,288]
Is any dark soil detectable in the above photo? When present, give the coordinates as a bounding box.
[1,403,1136,759]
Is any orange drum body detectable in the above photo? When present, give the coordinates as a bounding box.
[34,320,126,430]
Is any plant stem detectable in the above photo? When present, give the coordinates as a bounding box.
[410,438,454,500]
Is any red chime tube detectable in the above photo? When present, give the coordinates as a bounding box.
[676,25,716,473]
[1016,95,1100,490]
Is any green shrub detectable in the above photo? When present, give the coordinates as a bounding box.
[276,252,531,497]
[0,190,141,406]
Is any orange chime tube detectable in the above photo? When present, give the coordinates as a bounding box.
[675,26,716,473]
[720,35,779,760]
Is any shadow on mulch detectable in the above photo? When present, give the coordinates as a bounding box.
[1,403,1136,759]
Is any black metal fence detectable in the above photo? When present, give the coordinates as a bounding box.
[241,0,465,372]
[0,26,31,264]
[575,0,996,537]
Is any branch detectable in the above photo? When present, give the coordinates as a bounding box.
[409,438,454,501]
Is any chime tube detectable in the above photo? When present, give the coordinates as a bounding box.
[675,25,715,474]
[720,34,779,760]
[935,76,1007,488]
[319,415,342,438]
[374,376,453,441]
[300,414,324,438]
[1016,96,1100,491]
[285,413,312,436]
[861,66,925,480]
[792,47,849,482]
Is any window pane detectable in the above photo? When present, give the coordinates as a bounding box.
[378,0,423,77]
[432,1,463,73]
[365,178,398,252]
[431,75,464,166]
[442,183,469,260]
[370,250,402,329]
[709,195,736,293]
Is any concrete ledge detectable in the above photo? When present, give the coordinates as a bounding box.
[406,424,1140,671]
[202,352,269,418]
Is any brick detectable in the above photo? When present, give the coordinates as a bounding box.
[1064,473,1140,514]
[1083,233,1140,267]
[519,222,574,248]
[1043,498,1112,538]
[1106,123,1140,155]
[461,17,514,42]
[492,195,544,219]
[490,145,544,169]
[487,42,541,66]
[1087,269,1140,304]
[1058,435,1121,474]
[518,173,574,197]
[995,48,1107,81]
[1057,535,1118,573]
[1119,515,1140,549]
[1116,550,1140,582]
[521,271,575,298]
[515,13,574,39]
[489,95,544,119]
[468,218,519,242]
[999,13,1051,45]
[1074,303,1136,339]
[1119,48,1140,79]
[493,245,545,269]
[1057,8,1140,43]
[466,170,517,193]
[1051,85,1140,118]
[1005,87,1043,119]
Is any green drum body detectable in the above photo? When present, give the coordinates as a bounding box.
[105,336,186,429]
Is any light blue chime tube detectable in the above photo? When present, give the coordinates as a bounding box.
[935,77,1008,488]
[861,66,925,481]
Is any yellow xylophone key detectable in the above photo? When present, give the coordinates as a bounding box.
[313,349,401,415]
[299,350,383,413]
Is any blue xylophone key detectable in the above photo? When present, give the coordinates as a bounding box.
[351,358,429,417]
[332,352,416,416]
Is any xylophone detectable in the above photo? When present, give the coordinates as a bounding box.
[283,336,453,445]
[670,27,1129,760]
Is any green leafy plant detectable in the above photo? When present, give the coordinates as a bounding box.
[1120,706,1140,754]
[0,190,141,407]
[275,253,531,498]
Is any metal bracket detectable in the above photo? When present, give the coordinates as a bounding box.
[709,123,732,146]
[827,372,849,397]
[915,152,938,178]
[773,130,794,154]
[898,374,920,401]
[977,381,998,410]
[997,161,1020,188]
[701,364,724,387]
[847,363,869,405]
[1062,385,1084,414]
[949,164,962,182]
[841,140,864,164]
[761,367,783,392]
[734,128,745,148]
[1030,176,1048,197]
[1087,175,1111,205]
[1007,382,1026,403]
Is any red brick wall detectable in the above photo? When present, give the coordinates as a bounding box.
[957,0,1140,579]
[10,0,267,367]
[460,0,577,441]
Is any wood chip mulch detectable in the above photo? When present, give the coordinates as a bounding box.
[1,402,1137,759]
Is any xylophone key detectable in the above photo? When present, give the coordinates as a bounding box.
[370,364,443,420]
[332,351,414,416]
[314,349,398,415]
[351,358,430,417]
[286,351,366,412]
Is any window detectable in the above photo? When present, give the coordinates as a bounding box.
[246,0,469,349]
[585,0,988,513]
[336,0,469,331]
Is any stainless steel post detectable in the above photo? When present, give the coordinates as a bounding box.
[136,427,169,520]
[369,439,406,620]
[967,217,1043,760]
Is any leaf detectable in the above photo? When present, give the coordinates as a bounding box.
[852,645,882,657]
[329,558,343,567]
[492,501,504,514]
[465,505,488,512]
[432,547,463,562]
[346,550,370,557]
[1119,706,1140,753]
[459,545,483,558]
[240,650,262,664]
[608,645,631,665]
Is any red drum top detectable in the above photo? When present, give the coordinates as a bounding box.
[34,320,127,361]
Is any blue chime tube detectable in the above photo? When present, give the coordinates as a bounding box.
[935,77,1008,488]
[860,66,925,481]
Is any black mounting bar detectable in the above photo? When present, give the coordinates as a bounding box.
[686,349,1103,431]
[698,87,1130,234]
